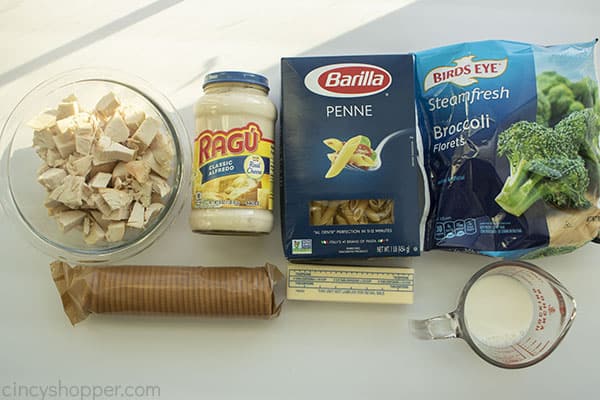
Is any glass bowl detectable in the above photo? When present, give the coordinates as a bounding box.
[0,68,191,264]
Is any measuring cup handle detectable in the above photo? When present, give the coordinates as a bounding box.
[410,312,459,340]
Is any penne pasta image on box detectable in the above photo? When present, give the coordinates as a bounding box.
[281,55,428,260]
[324,135,377,178]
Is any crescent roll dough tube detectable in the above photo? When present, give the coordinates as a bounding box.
[50,261,285,325]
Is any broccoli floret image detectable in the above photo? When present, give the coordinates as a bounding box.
[546,83,576,124]
[570,77,596,108]
[495,120,591,216]
[537,71,569,95]
[557,109,600,187]
[536,91,551,125]
[536,71,599,126]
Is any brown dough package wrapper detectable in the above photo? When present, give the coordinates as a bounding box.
[50,261,285,325]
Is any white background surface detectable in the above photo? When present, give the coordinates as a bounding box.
[1,0,599,399]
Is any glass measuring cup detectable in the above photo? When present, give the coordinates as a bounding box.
[411,260,576,369]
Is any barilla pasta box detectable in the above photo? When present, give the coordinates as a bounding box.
[281,55,428,260]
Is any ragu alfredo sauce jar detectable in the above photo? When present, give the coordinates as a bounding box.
[190,71,276,234]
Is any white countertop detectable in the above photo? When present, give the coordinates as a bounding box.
[1,0,599,399]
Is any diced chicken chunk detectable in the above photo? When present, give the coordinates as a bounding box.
[84,221,105,244]
[53,132,76,158]
[131,180,152,207]
[51,175,85,208]
[90,210,110,231]
[55,210,86,232]
[142,150,171,179]
[88,172,112,188]
[46,148,65,167]
[111,161,129,181]
[132,117,160,150]
[98,188,132,211]
[94,136,135,163]
[125,160,150,183]
[104,113,129,143]
[149,133,174,166]
[76,120,94,136]
[33,129,56,149]
[127,202,145,229]
[105,206,130,221]
[89,161,117,176]
[56,116,77,135]
[66,154,92,177]
[145,203,164,223]
[148,174,171,197]
[95,92,121,118]
[37,168,66,190]
[56,101,79,120]
[105,222,126,242]
[121,106,146,132]
[75,133,94,155]
[27,110,57,131]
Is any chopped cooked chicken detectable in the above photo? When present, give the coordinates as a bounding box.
[89,210,110,231]
[105,206,131,221]
[148,174,171,197]
[98,188,133,211]
[149,133,174,166]
[126,160,150,183]
[33,129,56,149]
[53,132,76,158]
[84,220,105,244]
[132,117,159,150]
[145,203,165,223]
[127,202,145,229]
[66,154,93,177]
[142,150,171,179]
[95,92,121,118]
[105,222,126,242]
[121,106,145,132]
[27,110,57,131]
[37,168,66,190]
[104,113,129,143]
[45,148,65,167]
[75,132,94,155]
[56,101,79,120]
[55,210,86,232]
[89,161,117,176]
[51,175,85,208]
[131,180,152,207]
[88,172,112,188]
[56,116,77,135]
[94,136,135,163]
[32,91,175,243]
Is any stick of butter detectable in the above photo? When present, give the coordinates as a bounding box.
[287,264,414,304]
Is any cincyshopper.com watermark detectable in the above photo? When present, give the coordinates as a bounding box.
[1,380,160,400]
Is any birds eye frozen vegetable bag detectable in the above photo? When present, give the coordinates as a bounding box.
[415,40,600,258]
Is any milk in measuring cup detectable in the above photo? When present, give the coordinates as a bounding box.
[464,275,534,347]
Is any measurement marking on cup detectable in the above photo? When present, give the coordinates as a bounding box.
[516,343,536,357]
[510,345,528,359]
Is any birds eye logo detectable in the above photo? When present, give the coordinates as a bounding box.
[424,56,508,91]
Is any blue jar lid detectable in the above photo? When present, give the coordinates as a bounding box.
[203,71,269,90]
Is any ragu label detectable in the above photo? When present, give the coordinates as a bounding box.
[423,55,508,91]
[304,63,392,98]
[196,123,262,165]
[192,122,273,210]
